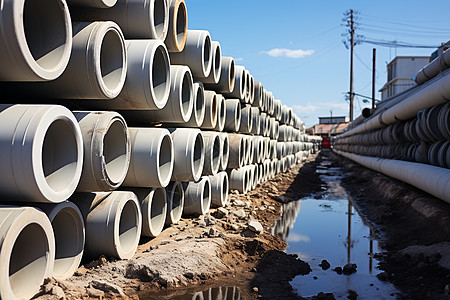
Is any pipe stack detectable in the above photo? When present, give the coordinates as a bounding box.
[0,0,317,295]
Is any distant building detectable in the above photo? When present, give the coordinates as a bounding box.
[306,116,348,137]
[379,56,429,100]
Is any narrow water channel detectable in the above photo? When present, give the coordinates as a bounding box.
[272,159,400,299]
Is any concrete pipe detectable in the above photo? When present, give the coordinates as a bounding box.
[258,163,265,184]
[209,171,229,207]
[201,131,222,176]
[132,188,167,237]
[270,118,279,140]
[123,128,174,188]
[260,112,268,136]
[74,111,130,192]
[165,181,184,225]
[252,136,263,164]
[247,137,255,166]
[165,82,205,128]
[182,177,211,215]
[16,22,126,100]
[200,90,218,129]
[219,132,230,171]
[269,140,277,159]
[263,114,271,137]
[228,134,245,169]
[251,107,261,135]
[242,70,250,103]
[228,167,247,194]
[0,105,83,203]
[34,201,84,280]
[73,191,141,259]
[240,104,253,134]
[165,0,187,52]
[274,99,282,121]
[0,206,55,300]
[80,40,170,110]
[242,135,250,166]
[249,74,255,105]
[224,99,241,132]
[214,94,226,132]
[0,0,72,81]
[252,82,263,108]
[263,137,270,159]
[80,0,169,40]
[169,128,205,182]
[271,159,278,177]
[203,41,222,85]
[127,65,193,124]
[224,65,246,100]
[205,56,235,94]
[67,0,116,8]
[278,125,289,142]
[250,165,258,190]
[170,30,212,80]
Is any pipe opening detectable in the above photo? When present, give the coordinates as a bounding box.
[119,200,139,253]
[52,208,83,277]
[103,120,129,184]
[153,0,166,39]
[202,180,210,212]
[222,136,229,163]
[239,138,245,166]
[219,98,225,125]
[152,45,169,104]
[158,135,173,184]
[222,175,228,199]
[210,95,217,125]
[170,183,183,222]
[195,86,205,121]
[193,134,204,177]
[9,223,49,299]
[175,1,187,47]
[212,135,221,171]
[100,29,124,91]
[150,188,166,232]
[235,103,241,129]
[203,36,212,75]
[181,71,192,116]
[42,120,79,193]
[213,45,221,80]
[229,60,235,90]
[23,0,67,69]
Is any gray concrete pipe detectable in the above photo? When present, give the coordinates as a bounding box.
[165,181,184,225]
[209,171,229,207]
[67,0,116,8]
[228,167,247,194]
[335,149,450,202]
[79,0,169,40]
[165,0,187,52]
[242,135,250,166]
[251,107,261,135]
[258,163,264,184]
[219,132,230,171]
[0,206,55,300]
[170,30,212,80]
[0,0,72,81]
[214,94,226,132]
[243,70,251,104]
[252,82,264,108]
[247,136,255,166]
[260,112,268,137]
[169,128,205,182]
[204,56,235,93]
[252,164,259,189]
[252,136,263,164]
[0,105,83,203]
[274,99,282,121]
[224,65,246,100]
[203,41,222,84]
[227,134,245,169]
[270,118,279,140]
[18,22,127,100]
[132,188,167,237]
[182,176,211,215]
[34,201,85,280]
[263,137,270,160]
[73,191,142,259]
[123,128,174,188]
[416,50,450,85]
[201,131,222,176]
[224,99,241,132]
[74,111,131,192]
[78,39,170,110]
[165,82,205,128]
[200,90,218,129]
[269,140,277,159]
[240,104,253,134]
[126,65,193,124]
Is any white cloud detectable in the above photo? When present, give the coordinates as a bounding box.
[287,233,311,243]
[264,48,314,58]
[293,102,348,115]
[234,57,244,62]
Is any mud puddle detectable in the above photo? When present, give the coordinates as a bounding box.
[276,160,401,299]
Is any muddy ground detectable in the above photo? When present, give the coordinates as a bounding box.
[34,150,450,300]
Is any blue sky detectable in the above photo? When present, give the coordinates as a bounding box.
[186,0,450,127]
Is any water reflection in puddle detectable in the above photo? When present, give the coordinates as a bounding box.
[141,286,241,300]
[273,160,400,299]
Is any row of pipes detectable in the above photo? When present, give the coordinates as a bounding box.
[0,0,322,298]
[333,50,450,203]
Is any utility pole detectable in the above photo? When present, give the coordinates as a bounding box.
[372,48,376,109]
[349,9,354,121]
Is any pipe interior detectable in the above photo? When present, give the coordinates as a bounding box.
[222,136,229,162]
[118,200,139,253]
[222,175,228,201]
[202,180,210,212]
[23,0,67,69]
[170,183,183,222]
[9,223,49,299]
[100,29,124,91]
[150,188,166,231]
[203,35,212,75]
[229,60,235,90]
[158,135,173,184]
[212,135,221,170]
[103,120,129,184]
[153,0,166,39]
[175,1,187,47]
[52,208,83,276]
[181,72,192,116]
[193,133,204,177]
[213,45,221,79]
[219,98,225,126]
[210,95,217,125]
[42,119,79,192]
[195,86,205,121]
[235,103,241,129]
[152,45,169,103]
[239,138,245,166]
